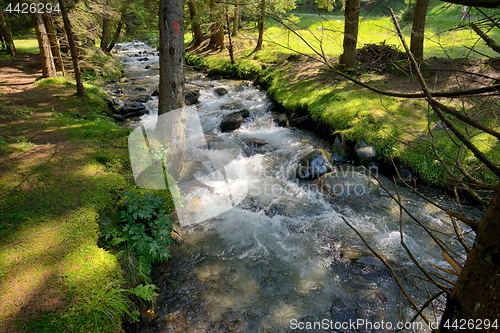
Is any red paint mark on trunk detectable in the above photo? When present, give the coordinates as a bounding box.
[174,21,179,35]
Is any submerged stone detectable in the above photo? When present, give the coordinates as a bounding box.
[296,149,334,179]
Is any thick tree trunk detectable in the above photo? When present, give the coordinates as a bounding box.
[254,0,265,51]
[59,0,84,96]
[340,0,360,68]
[440,184,500,332]
[106,10,126,53]
[410,0,429,63]
[33,10,57,78]
[101,15,110,52]
[188,0,203,47]
[0,10,15,56]
[158,0,186,177]
[232,0,239,37]
[43,14,65,75]
[209,0,224,49]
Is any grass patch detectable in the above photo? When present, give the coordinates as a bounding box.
[187,5,499,189]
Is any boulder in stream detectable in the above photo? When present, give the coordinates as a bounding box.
[296,149,334,179]
[331,136,348,163]
[214,87,229,96]
[185,90,200,105]
[314,164,379,198]
[354,140,377,165]
[220,113,244,132]
[134,95,151,103]
[229,109,250,119]
[275,113,289,127]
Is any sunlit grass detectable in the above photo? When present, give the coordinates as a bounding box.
[12,38,39,54]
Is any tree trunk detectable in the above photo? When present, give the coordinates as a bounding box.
[254,0,265,51]
[59,0,84,96]
[43,14,65,76]
[100,15,110,52]
[106,10,126,53]
[440,183,500,332]
[209,0,224,49]
[0,30,6,51]
[33,10,57,78]
[470,22,500,54]
[158,0,186,177]
[226,8,235,64]
[410,0,429,63]
[188,0,203,47]
[0,10,15,56]
[232,0,239,37]
[340,0,360,68]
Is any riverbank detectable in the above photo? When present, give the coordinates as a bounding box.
[0,52,134,332]
[185,37,500,195]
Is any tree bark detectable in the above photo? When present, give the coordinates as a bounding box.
[226,8,235,64]
[0,10,15,56]
[158,0,186,177]
[440,183,500,332]
[410,0,429,63]
[188,0,203,47]
[59,0,84,96]
[106,10,126,53]
[254,0,265,51]
[209,0,224,49]
[470,23,500,54]
[232,0,239,37]
[340,0,360,68]
[33,10,57,78]
[43,14,65,75]
[101,15,110,52]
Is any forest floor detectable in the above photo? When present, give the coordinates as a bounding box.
[0,53,132,332]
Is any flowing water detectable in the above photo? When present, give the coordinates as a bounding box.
[108,42,482,332]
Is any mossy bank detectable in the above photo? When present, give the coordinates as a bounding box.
[185,44,499,197]
[0,51,174,332]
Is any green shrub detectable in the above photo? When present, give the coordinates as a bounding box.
[102,191,174,284]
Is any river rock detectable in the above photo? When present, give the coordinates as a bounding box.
[275,113,289,127]
[331,136,348,163]
[396,168,413,186]
[247,138,268,147]
[112,114,124,122]
[296,149,334,179]
[120,103,149,118]
[134,95,151,103]
[214,87,229,96]
[151,89,159,97]
[229,109,250,119]
[220,113,244,132]
[145,65,151,69]
[314,165,379,198]
[185,90,200,105]
[354,140,377,165]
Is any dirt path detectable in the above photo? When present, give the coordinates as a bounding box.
[0,53,127,332]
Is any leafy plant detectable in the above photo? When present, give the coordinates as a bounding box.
[130,283,159,303]
[102,191,174,284]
